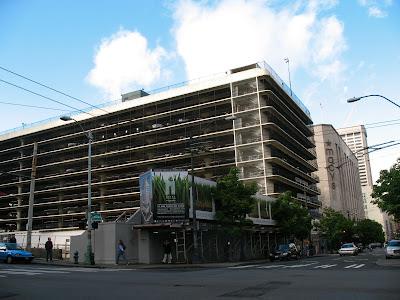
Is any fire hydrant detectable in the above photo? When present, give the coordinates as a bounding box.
[73,251,79,264]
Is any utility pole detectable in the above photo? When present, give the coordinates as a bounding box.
[26,142,38,252]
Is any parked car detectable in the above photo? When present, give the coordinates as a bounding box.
[338,243,358,256]
[0,242,34,264]
[385,240,400,259]
[270,243,300,261]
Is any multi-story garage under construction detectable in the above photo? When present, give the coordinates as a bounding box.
[0,62,320,235]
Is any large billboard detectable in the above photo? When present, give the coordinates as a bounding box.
[140,170,190,224]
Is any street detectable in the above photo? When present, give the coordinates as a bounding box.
[0,248,399,299]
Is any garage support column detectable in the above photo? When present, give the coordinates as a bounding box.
[138,229,151,264]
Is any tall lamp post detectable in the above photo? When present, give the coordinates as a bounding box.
[60,116,94,265]
[347,94,400,109]
[284,58,292,96]
[190,115,237,264]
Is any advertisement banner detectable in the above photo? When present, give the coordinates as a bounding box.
[139,170,153,224]
[189,177,217,220]
[140,169,190,224]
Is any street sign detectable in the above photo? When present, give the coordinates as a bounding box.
[91,212,102,222]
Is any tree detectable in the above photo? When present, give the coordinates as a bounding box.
[271,191,313,241]
[371,158,400,221]
[214,167,258,260]
[355,219,385,245]
[314,207,355,250]
[214,167,258,235]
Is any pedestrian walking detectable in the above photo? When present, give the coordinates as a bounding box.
[162,240,172,264]
[116,240,129,265]
[45,237,53,262]
[9,235,16,243]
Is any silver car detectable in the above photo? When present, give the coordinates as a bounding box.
[338,243,358,256]
[385,240,400,259]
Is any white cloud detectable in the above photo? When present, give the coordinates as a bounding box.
[368,6,386,18]
[171,0,347,84]
[358,0,392,18]
[87,28,167,100]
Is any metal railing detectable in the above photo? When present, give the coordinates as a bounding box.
[256,61,310,117]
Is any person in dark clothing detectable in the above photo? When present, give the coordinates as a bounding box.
[45,237,53,262]
[9,235,16,243]
[162,240,172,264]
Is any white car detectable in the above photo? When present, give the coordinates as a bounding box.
[385,240,400,259]
[338,243,358,256]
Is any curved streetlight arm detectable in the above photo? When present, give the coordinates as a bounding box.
[60,116,91,139]
[347,95,400,109]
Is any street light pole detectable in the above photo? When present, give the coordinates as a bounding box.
[189,115,237,264]
[60,116,94,265]
[26,142,38,252]
[190,133,201,264]
[284,58,292,96]
[347,94,400,109]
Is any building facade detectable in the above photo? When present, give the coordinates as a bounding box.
[337,125,396,240]
[314,124,365,220]
[0,62,319,232]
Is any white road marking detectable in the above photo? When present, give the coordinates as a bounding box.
[3,268,69,274]
[0,267,134,277]
[282,263,318,268]
[344,264,358,269]
[313,264,337,269]
[228,265,261,269]
[352,264,365,269]
[257,265,285,269]
[2,271,41,276]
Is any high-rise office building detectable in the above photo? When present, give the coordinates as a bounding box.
[0,62,319,232]
[337,125,395,240]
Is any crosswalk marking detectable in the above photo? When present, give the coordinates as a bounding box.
[282,263,317,268]
[228,264,261,269]
[313,264,337,269]
[2,271,42,276]
[344,264,358,269]
[3,268,69,274]
[230,262,367,270]
[353,264,365,269]
[0,267,134,277]
[257,265,285,269]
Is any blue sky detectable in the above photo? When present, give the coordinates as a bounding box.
[1,0,399,182]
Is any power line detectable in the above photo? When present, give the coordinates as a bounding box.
[0,78,95,117]
[0,66,109,114]
[0,101,71,111]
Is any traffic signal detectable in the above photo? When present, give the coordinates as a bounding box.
[92,222,98,229]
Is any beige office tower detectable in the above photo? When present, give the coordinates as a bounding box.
[337,125,396,240]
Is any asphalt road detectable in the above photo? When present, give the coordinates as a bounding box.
[1,248,399,299]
